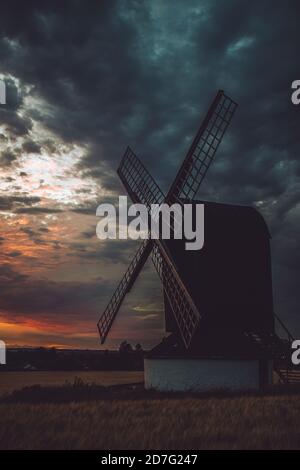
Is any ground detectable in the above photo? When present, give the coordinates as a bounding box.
[0,370,143,396]
[0,371,299,450]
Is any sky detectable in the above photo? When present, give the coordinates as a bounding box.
[0,0,299,349]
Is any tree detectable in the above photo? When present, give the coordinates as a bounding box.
[118,340,133,354]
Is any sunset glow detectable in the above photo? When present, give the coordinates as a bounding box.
[0,0,299,350]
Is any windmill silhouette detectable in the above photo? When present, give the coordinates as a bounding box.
[98,90,296,391]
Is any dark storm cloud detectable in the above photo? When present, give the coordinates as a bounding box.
[20,226,53,246]
[15,206,62,214]
[0,0,141,166]
[68,237,138,264]
[0,0,299,338]
[0,264,112,321]
[0,264,28,283]
[3,77,24,111]
[0,195,41,210]
[0,77,32,138]
[81,229,95,239]
[22,140,42,154]
[71,194,120,215]
[7,250,22,258]
[0,149,17,167]
[0,111,32,138]
[71,205,97,216]
[0,0,298,198]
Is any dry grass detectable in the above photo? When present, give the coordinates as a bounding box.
[0,371,300,450]
[1,393,300,449]
[0,371,143,396]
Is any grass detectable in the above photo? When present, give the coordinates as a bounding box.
[0,372,300,450]
[1,393,300,449]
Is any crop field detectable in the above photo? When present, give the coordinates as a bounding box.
[0,371,300,450]
[0,371,144,396]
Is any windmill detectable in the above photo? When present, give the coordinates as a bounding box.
[98,90,295,391]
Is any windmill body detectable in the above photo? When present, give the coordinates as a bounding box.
[146,200,275,391]
[98,90,294,391]
[163,200,274,340]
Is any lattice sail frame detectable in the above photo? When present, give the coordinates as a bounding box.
[97,90,237,348]
[118,147,165,208]
[167,91,237,202]
[151,243,200,347]
[97,238,153,345]
[117,147,202,348]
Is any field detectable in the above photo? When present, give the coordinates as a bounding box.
[0,371,143,396]
[0,371,300,450]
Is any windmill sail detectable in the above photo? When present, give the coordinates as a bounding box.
[167,91,237,203]
[118,146,165,207]
[151,241,201,348]
[98,90,237,349]
[117,148,201,347]
[98,146,165,345]
[97,238,153,344]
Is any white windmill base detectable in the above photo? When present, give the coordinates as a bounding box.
[144,358,273,392]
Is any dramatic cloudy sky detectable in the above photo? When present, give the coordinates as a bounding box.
[0,0,299,349]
